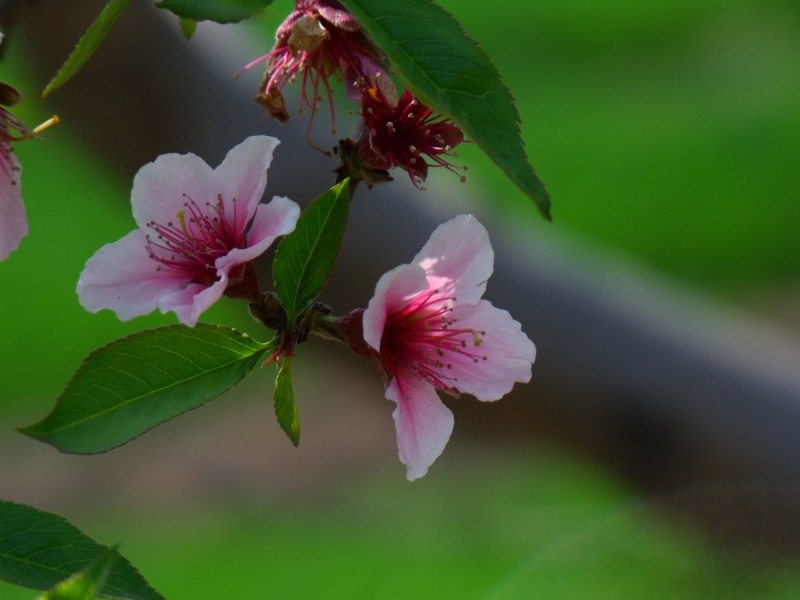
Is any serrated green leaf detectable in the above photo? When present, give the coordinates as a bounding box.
[42,0,129,97]
[273,179,350,327]
[20,324,268,454]
[37,544,117,600]
[273,357,299,446]
[178,17,198,39]
[338,0,551,219]
[0,501,162,600]
[155,0,272,24]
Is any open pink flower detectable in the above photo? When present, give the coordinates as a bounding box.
[77,136,300,326]
[360,215,536,480]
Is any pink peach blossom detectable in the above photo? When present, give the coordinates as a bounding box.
[0,90,30,261]
[361,215,536,480]
[77,136,300,326]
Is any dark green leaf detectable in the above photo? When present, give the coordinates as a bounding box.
[273,357,299,446]
[42,0,129,97]
[38,544,117,600]
[155,0,272,24]
[178,18,198,39]
[338,0,551,218]
[273,179,350,327]
[0,501,162,599]
[20,324,268,454]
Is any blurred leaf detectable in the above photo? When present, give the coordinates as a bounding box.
[37,544,117,600]
[155,0,272,24]
[178,18,198,39]
[273,357,299,446]
[273,179,350,327]
[338,0,551,219]
[42,0,129,97]
[20,324,268,453]
[0,501,162,600]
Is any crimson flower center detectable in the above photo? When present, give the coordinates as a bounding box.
[145,194,243,284]
[381,288,487,394]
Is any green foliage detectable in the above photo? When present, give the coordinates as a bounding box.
[42,0,130,97]
[37,545,117,600]
[155,0,273,23]
[273,357,300,446]
[273,180,351,328]
[338,0,551,218]
[177,18,198,39]
[0,501,161,600]
[20,325,268,454]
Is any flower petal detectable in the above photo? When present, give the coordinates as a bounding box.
[77,230,188,321]
[130,151,218,231]
[158,280,226,327]
[0,146,27,261]
[362,263,429,351]
[214,135,280,233]
[412,215,493,306]
[386,373,454,481]
[245,195,300,250]
[445,300,536,401]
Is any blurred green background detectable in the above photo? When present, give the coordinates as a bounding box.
[1,0,799,597]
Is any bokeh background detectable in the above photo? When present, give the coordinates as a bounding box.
[1,0,800,597]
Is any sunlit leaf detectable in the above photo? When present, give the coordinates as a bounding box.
[20,324,268,453]
[273,179,350,327]
[273,357,299,446]
[338,0,551,218]
[178,18,198,39]
[42,0,129,97]
[37,544,117,600]
[0,501,162,599]
[155,0,272,24]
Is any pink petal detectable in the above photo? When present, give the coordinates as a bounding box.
[445,300,536,401]
[130,151,218,231]
[362,263,429,351]
[158,280,226,327]
[412,215,493,307]
[386,373,454,481]
[0,147,27,261]
[244,195,300,251]
[210,195,299,291]
[214,136,279,233]
[77,230,188,321]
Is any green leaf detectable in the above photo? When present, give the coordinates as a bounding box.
[178,18,198,39]
[273,357,299,446]
[337,0,551,219]
[273,179,351,327]
[42,0,130,97]
[20,324,268,454]
[37,544,118,600]
[155,0,272,24]
[0,501,162,599]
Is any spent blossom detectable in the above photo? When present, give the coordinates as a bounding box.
[338,215,535,480]
[243,0,391,130]
[77,136,300,327]
[351,85,467,188]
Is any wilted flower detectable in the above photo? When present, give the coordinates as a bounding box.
[0,82,58,261]
[243,0,391,130]
[338,215,535,480]
[77,136,300,327]
[355,85,467,188]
